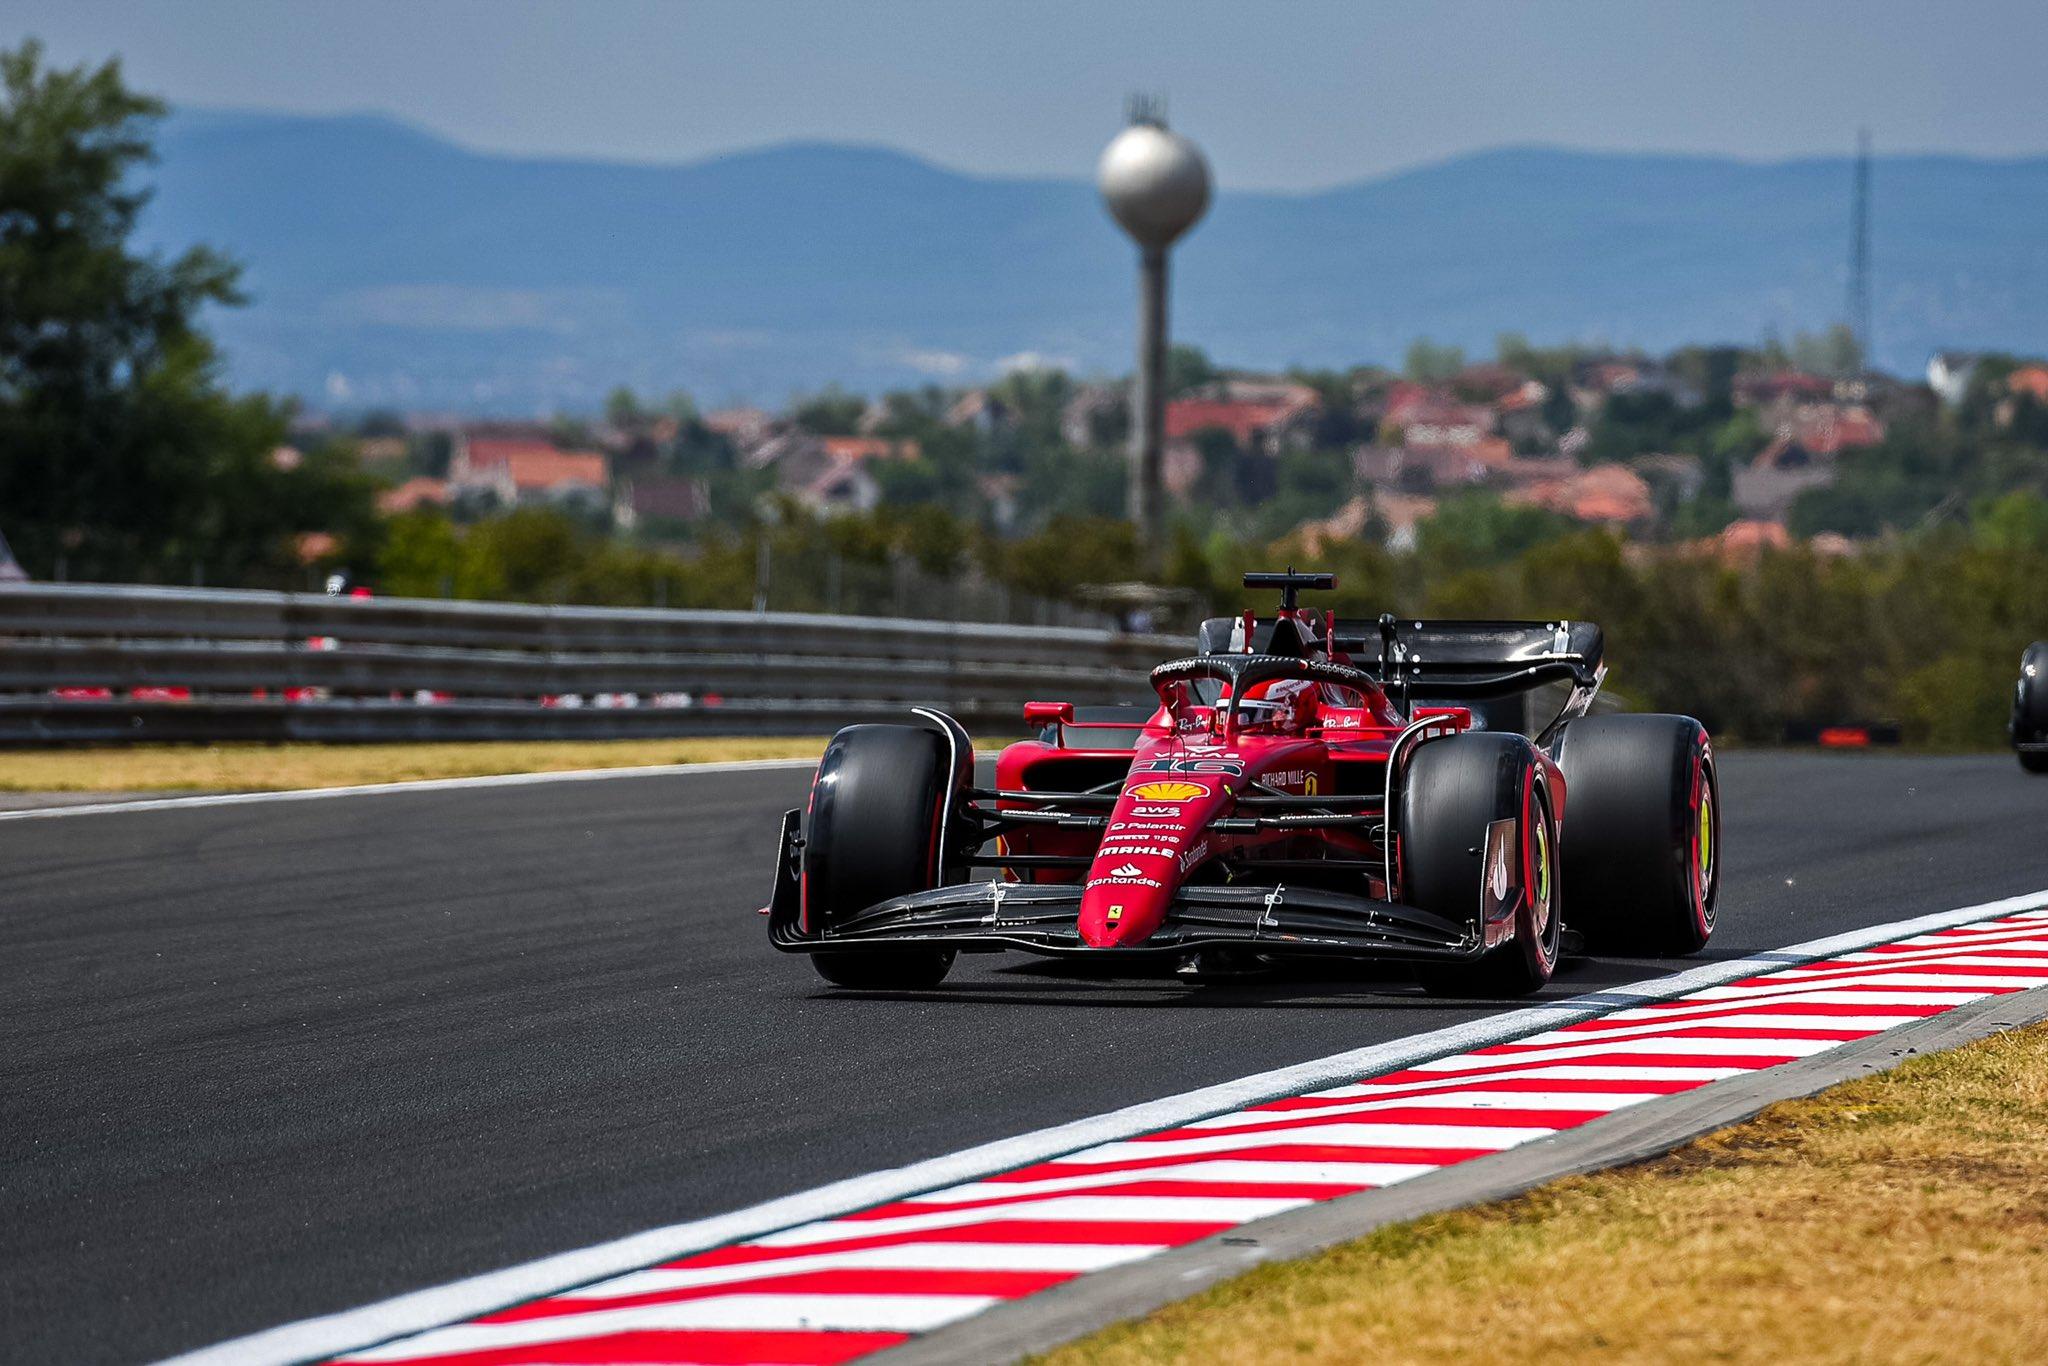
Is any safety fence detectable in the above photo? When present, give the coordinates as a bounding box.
[0,585,1176,743]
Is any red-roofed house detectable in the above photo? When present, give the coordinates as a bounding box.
[2008,364,2048,404]
[1505,465,1655,526]
[1788,403,1884,455]
[1377,383,1495,447]
[451,436,609,509]
[378,477,452,515]
[1727,403,1882,520]
[799,455,881,513]
[447,434,610,522]
[1164,398,1305,452]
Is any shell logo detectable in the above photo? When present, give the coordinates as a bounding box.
[1128,780,1206,802]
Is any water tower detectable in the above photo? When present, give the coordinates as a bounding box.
[1097,98,1210,566]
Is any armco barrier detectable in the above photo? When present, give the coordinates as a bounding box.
[0,584,1179,743]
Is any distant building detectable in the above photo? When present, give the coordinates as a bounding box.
[1732,436,1835,520]
[1212,377,1323,408]
[945,390,1012,435]
[1494,379,1556,447]
[2008,364,2048,404]
[1570,358,1700,411]
[377,477,452,515]
[1449,363,1532,402]
[614,476,711,531]
[1792,403,1884,455]
[819,436,920,464]
[756,436,916,513]
[1633,453,1705,503]
[1733,369,1836,409]
[1377,383,1494,447]
[745,428,826,473]
[1165,394,1318,457]
[703,407,780,460]
[798,455,881,513]
[1505,464,1655,526]
[1293,491,1439,555]
[449,434,609,513]
[1354,439,1547,495]
[1060,384,1125,448]
[1926,352,1981,406]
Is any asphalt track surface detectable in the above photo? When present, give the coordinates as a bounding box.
[7,751,2048,1363]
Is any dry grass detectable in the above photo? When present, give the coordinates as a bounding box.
[1040,1022,2048,1366]
[0,737,831,792]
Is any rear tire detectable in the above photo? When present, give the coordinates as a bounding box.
[1555,714,1718,955]
[1404,735,1560,998]
[803,724,957,990]
[2014,644,2048,772]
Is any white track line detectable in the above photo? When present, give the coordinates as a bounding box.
[0,757,819,822]
[160,885,2048,1366]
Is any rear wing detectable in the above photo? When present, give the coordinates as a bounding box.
[1330,618,1604,741]
[1330,618,1603,697]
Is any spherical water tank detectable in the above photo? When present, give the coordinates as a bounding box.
[1097,122,1211,249]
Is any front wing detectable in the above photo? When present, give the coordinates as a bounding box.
[763,809,1485,962]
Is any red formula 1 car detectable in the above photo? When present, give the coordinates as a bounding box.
[765,571,1719,995]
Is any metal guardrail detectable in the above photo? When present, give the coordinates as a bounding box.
[0,585,1177,743]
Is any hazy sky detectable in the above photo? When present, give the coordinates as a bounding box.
[15,0,2048,190]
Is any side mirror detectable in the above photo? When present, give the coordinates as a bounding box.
[1022,701,1074,727]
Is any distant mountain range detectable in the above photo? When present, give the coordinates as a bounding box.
[142,110,2048,412]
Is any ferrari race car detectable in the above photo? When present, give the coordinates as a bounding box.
[2013,641,2048,773]
[765,571,1720,995]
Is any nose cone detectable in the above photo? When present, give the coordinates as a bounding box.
[1077,863,1174,948]
[1097,124,1211,249]
[1076,777,1226,947]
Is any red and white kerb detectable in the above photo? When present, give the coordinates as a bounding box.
[337,908,2048,1366]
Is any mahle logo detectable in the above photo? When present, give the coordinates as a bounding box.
[1128,780,1205,802]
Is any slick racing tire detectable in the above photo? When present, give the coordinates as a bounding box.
[1404,734,1561,998]
[803,724,957,990]
[2013,643,2048,773]
[1555,714,1719,955]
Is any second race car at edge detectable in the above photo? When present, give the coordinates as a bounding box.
[764,570,1720,996]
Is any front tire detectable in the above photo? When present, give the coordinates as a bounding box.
[1555,714,1719,955]
[1404,734,1561,997]
[803,724,957,989]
